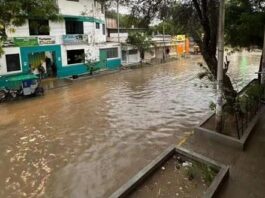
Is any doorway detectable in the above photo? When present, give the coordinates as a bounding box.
[28,51,57,78]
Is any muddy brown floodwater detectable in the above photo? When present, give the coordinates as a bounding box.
[0,52,260,198]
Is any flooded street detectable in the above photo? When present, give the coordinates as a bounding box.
[0,52,260,198]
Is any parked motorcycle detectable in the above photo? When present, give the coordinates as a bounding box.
[0,88,21,103]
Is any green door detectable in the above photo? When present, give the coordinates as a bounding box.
[99,50,107,70]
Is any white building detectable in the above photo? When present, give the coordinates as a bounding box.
[0,0,122,86]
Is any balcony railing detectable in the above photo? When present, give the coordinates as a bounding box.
[62,34,89,45]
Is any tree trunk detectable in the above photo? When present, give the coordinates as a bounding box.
[201,49,237,100]
[258,51,263,83]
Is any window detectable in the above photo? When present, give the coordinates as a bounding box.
[103,48,118,59]
[66,20,84,34]
[122,51,127,61]
[129,49,138,55]
[102,24,106,35]
[29,19,49,35]
[6,54,21,72]
[96,23,100,29]
[67,49,85,65]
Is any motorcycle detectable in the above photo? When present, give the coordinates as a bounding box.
[0,88,20,103]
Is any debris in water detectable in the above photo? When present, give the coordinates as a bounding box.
[20,137,27,140]
[182,162,192,167]
[29,138,36,142]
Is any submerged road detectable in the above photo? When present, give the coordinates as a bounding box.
[0,52,260,198]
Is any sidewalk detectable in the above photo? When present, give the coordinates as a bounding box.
[183,112,265,197]
[40,58,184,91]
[40,70,119,90]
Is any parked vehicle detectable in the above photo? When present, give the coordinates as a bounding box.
[0,74,44,103]
[0,88,20,102]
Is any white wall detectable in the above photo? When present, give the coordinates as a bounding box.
[0,48,22,75]
[61,44,100,66]
[108,33,128,43]
[127,52,140,63]
[7,20,66,38]
[7,22,30,38]
[83,22,106,44]
[57,0,104,20]
[6,19,105,45]
[50,21,66,36]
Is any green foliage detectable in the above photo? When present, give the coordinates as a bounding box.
[127,32,154,60]
[197,63,215,82]
[209,101,216,111]
[185,162,216,185]
[149,21,184,36]
[84,50,100,75]
[226,0,265,48]
[234,82,264,114]
[200,165,216,185]
[106,10,147,28]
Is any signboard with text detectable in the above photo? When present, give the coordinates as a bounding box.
[38,36,56,45]
[175,35,186,42]
[63,34,88,45]
[13,37,39,47]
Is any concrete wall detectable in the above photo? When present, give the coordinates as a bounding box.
[6,19,105,44]
[57,0,104,20]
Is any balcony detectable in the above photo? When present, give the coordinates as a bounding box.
[62,34,91,45]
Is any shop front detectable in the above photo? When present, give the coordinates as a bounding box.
[20,45,62,78]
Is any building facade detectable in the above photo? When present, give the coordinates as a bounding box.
[0,0,121,85]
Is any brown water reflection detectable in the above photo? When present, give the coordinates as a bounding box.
[0,52,260,198]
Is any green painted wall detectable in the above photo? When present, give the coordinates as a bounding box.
[107,59,122,70]
[57,64,88,77]
[20,45,62,74]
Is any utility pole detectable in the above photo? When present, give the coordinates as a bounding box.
[162,21,166,62]
[117,0,120,43]
[92,0,96,45]
[216,0,225,132]
[162,0,166,62]
[261,28,265,85]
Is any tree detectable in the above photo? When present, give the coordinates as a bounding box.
[225,0,265,83]
[127,32,153,63]
[0,0,61,56]
[106,10,148,28]
[117,0,264,95]
[150,20,184,35]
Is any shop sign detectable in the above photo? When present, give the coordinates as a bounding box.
[63,34,88,45]
[13,37,39,47]
[175,35,186,42]
[3,38,15,47]
[38,36,56,45]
